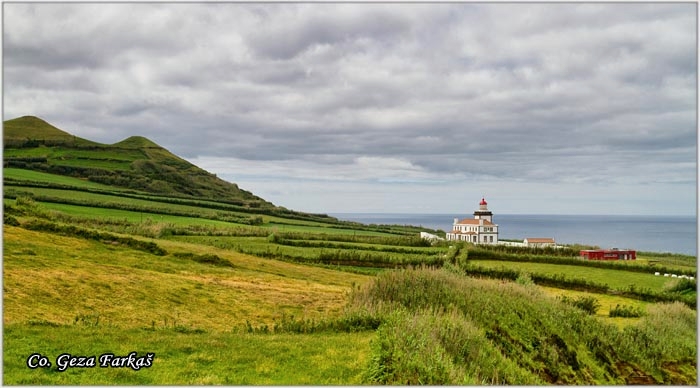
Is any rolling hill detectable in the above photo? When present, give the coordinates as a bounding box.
[3,115,276,209]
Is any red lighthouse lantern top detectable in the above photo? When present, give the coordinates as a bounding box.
[479,197,487,206]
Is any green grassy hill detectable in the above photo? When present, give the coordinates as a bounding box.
[3,116,273,209]
[3,116,99,147]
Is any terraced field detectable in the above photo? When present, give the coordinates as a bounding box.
[3,116,696,384]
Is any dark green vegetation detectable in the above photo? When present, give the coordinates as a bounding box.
[3,116,697,385]
[5,115,275,211]
[353,269,696,385]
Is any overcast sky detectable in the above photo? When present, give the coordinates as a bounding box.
[3,2,697,216]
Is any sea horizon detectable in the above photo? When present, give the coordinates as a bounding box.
[330,212,697,217]
[329,213,698,256]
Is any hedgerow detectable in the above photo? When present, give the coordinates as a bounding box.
[22,219,167,256]
[466,246,696,277]
[463,264,695,308]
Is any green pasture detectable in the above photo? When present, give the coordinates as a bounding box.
[472,260,680,291]
[3,168,118,190]
[169,235,439,267]
[4,187,268,225]
[9,200,252,229]
[263,222,408,236]
[4,147,56,158]
[4,185,421,236]
[4,145,147,162]
[637,253,697,270]
[3,225,369,330]
[3,325,372,385]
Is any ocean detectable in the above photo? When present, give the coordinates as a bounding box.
[329,213,698,256]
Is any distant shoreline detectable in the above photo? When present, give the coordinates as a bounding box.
[330,213,697,256]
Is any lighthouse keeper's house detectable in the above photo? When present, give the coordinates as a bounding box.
[445,198,499,244]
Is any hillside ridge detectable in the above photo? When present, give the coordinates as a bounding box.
[2,115,274,208]
[3,115,99,147]
[112,135,162,149]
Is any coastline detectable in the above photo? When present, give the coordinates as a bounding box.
[330,213,697,256]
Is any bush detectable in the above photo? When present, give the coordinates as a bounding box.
[515,272,535,286]
[172,252,234,268]
[664,278,697,294]
[191,254,231,267]
[248,215,264,225]
[615,302,697,373]
[22,220,167,256]
[4,214,20,226]
[558,296,601,315]
[365,309,537,385]
[609,304,644,318]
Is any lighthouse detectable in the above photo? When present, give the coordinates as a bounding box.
[473,197,493,222]
[445,197,499,244]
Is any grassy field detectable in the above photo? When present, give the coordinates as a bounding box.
[3,221,377,385]
[5,200,252,229]
[471,259,679,291]
[4,226,368,329]
[3,118,697,385]
[3,325,372,385]
[4,168,122,190]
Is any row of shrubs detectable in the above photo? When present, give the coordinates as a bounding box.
[465,245,696,277]
[269,235,439,254]
[243,311,383,335]
[557,296,643,318]
[467,243,581,257]
[5,179,419,232]
[464,264,696,308]
[4,178,257,209]
[171,252,234,268]
[270,231,434,247]
[609,304,644,318]
[233,243,442,269]
[4,190,267,226]
[21,219,167,256]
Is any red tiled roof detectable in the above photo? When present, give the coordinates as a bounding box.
[456,218,495,225]
[448,231,477,235]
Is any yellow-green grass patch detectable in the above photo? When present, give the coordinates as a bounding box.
[537,286,649,327]
[3,226,370,331]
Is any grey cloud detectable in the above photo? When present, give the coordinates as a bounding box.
[2,2,695,209]
[245,5,414,60]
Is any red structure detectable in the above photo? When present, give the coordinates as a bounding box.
[580,249,636,260]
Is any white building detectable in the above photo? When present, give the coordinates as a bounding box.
[524,238,556,247]
[446,198,499,244]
